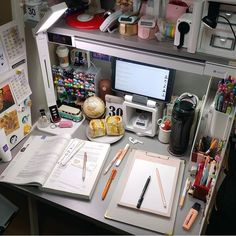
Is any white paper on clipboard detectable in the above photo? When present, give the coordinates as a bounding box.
[118,150,180,217]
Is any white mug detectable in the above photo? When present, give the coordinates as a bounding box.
[0,129,12,162]
[158,126,171,144]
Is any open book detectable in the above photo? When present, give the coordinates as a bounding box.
[0,134,110,200]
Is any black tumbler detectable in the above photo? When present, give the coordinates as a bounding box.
[169,99,195,156]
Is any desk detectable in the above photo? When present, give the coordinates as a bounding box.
[0,122,204,235]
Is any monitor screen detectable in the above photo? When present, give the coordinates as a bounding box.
[111,58,175,102]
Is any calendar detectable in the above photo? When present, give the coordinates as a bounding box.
[0,40,9,75]
[0,21,25,65]
[9,70,32,105]
[105,94,124,117]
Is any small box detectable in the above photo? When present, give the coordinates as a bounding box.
[138,15,158,40]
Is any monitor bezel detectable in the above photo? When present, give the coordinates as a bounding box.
[111,57,175,103]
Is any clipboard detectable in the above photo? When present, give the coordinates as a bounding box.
[105,149,185,234]
[118,150,180,217]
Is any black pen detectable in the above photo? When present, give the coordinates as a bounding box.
[136,176,151,209]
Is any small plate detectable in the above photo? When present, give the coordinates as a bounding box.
[86,127,124,144]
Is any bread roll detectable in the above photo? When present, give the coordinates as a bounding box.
[105,116,125,136]
[88,119,106,138]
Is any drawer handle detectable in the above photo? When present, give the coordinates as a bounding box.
[224,12,232,18]
[220,38,227,43]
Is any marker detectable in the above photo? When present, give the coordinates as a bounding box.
[115,144,130,167]
[136,176,151,209]
[183,203,201,231]
[179,177,191,208]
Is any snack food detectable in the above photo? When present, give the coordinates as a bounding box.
[105,116,125,136]
[88,119,106,138]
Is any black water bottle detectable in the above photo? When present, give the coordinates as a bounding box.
[168,95,196,156]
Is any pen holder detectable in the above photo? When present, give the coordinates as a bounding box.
[192,185,209,202]
[210,109,230,140]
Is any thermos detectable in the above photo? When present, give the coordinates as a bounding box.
[169,93,198,156]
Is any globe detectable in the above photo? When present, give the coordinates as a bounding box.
[82,96,106,119]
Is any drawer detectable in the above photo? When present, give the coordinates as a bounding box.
[210,34,235,50]
[198,23,236,59]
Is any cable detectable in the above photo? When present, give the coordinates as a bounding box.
[218,15,236,41]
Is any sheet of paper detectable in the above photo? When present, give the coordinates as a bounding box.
[118,151,180,217]
[9,70,32,104]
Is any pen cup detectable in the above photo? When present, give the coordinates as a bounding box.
[157,116,171,144]
[158,126,171,144]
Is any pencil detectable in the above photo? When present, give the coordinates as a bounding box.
[156,168,167,208]
[102,168,117,200]
[179,177,190,208]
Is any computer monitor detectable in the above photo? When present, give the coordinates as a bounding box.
[111,57,175,103]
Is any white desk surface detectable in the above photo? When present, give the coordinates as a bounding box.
[0,122,204,235]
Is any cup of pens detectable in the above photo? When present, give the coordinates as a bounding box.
[211,76,236,139]
[214,76,235,115]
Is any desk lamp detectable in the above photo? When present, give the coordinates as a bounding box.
[202,1,236,41]
[34,2,68,123]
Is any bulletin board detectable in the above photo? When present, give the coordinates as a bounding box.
[0,21,32,149]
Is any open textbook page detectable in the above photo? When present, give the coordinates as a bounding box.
[0,134,71,186]
[42,140,111,199]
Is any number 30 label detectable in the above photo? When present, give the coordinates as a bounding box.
[106,101,124,117]
[108,105,123,116]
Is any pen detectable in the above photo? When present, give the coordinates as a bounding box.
[115,144,130,167]
[205,138,218,155]
[179,177,190,208]
[101,168,117,200]
[136,175,151,209]
[206,160,216,186]
[103,149,122,175]
[82,152,87,181]
[156,168,167,208]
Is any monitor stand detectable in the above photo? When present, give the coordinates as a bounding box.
[123,96,163,137]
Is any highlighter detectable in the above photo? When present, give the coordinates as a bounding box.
[182,203,201,231]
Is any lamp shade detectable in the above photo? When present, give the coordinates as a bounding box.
[202,15,217,29]
[34,2,68,34]
[201,1,220,29]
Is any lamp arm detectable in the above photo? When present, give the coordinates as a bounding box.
[218,15,236,41]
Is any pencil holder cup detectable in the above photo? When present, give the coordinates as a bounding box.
[210,109,230,140]
[158,126,171,144]
[157,116,171,144]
